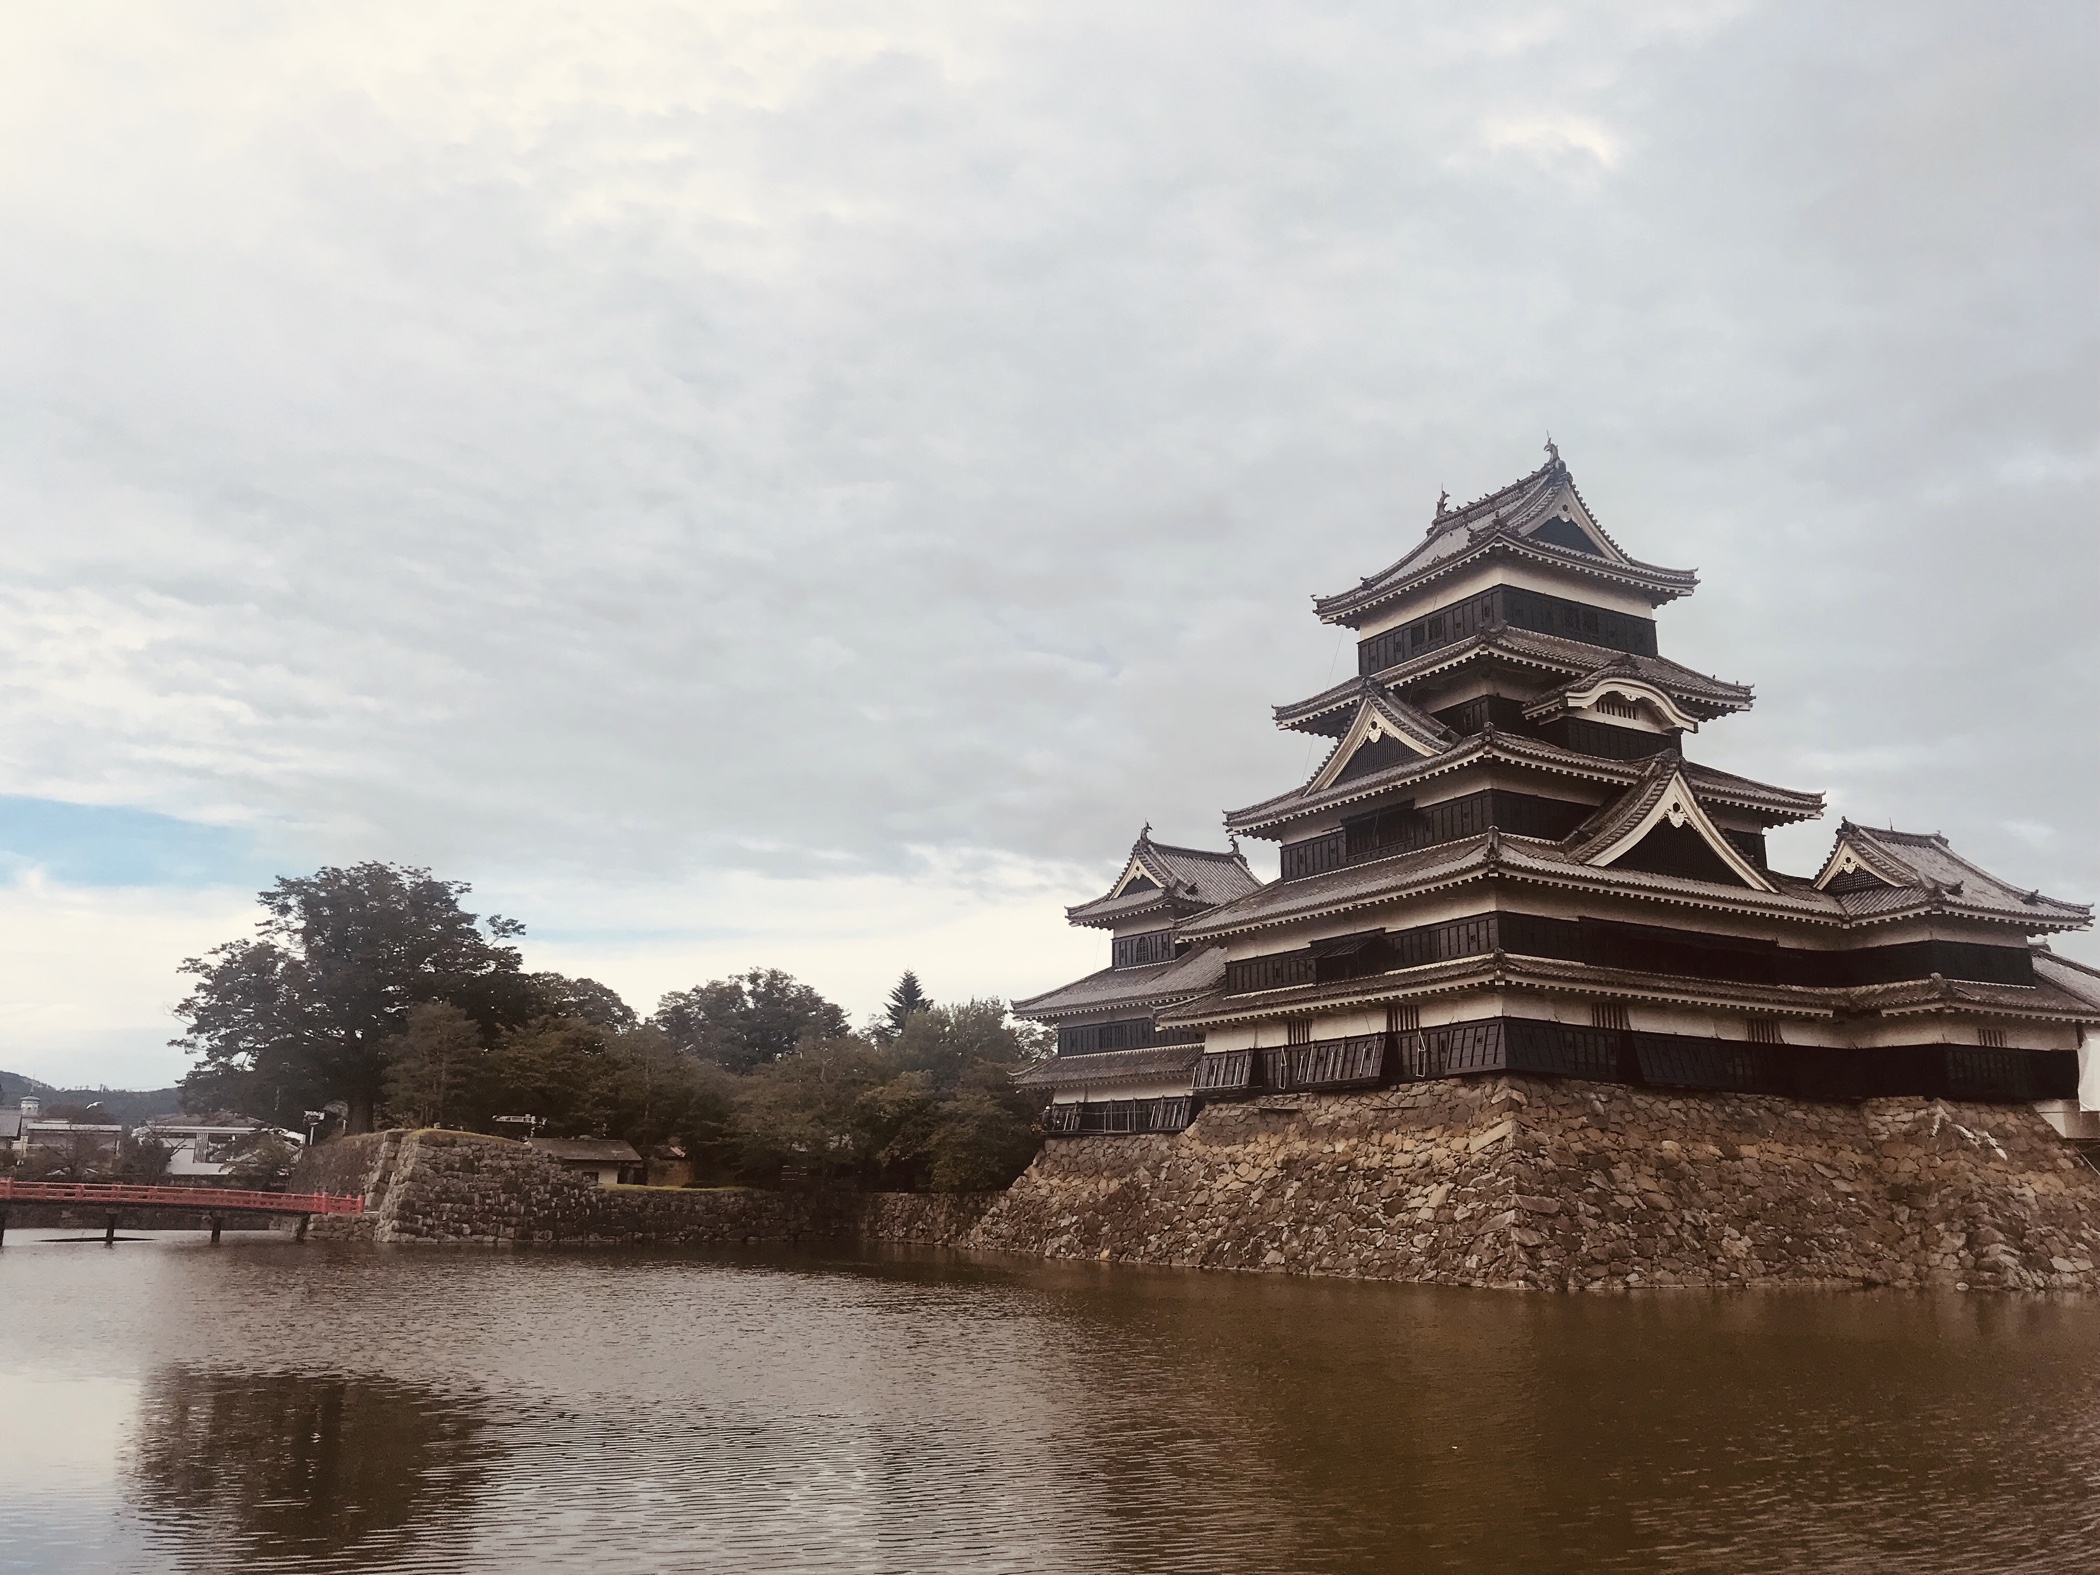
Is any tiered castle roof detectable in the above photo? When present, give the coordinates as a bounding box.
[1014,443,2094,1120]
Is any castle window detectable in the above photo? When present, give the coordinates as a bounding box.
[1978,1028,2007,1049]
[1591,1001,1631,1032]
[1747,1017,1784,1045]
[1111,929,1177,969]
[1287,1019,1312,1046]
[1387,1004,1420,1034]
[1596,694,1639,719]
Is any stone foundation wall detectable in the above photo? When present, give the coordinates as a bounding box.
[860,1189,1000,1243]
[295,1130,392,1199]
[298,1130,995,1248]
[295,1090,2100,1293]
[969,1076,2100,1293]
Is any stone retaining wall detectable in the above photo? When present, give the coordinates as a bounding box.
[297,1086,2100,1293]
[969,1076,2100,1292]
[297,1130,995,1248]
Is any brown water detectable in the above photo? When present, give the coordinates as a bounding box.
[1,1228,2096,1574]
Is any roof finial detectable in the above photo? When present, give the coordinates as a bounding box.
[1139,820,1152,842]
[1544,432,1560,465]
[1434,488,1450,518]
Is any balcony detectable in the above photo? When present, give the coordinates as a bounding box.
[1044,1097,1193,1137]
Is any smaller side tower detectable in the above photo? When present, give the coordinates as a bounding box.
[1013,829,1258,1135]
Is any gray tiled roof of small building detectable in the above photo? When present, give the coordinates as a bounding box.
[2034,950,2100,1013]
[1139,838,1263,904]
[1013,1043,1205,1090]
[1829,825,2090,924]
[1065,831,1263,925]
[1063,886,1203,927]
[528,1137,643,1163]
[1011,945,1227,1018]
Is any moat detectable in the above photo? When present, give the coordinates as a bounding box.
[4,1230,2097,1574]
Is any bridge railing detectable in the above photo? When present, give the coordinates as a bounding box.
[0,1180,363,1215]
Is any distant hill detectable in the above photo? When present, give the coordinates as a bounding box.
[0,1069,185,1125]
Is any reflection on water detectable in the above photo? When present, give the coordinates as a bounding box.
[127,1370,486,1569]
[1,1228,2098,1573]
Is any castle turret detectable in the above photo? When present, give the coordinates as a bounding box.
[1017,446,2096,1129]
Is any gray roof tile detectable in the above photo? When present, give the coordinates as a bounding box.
[1012,946,1227,1019]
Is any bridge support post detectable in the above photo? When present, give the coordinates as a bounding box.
[104,1213,117,1246]
[0,1208,8,1246]
[209,1215,222,1245]
[295,1213,311,1242]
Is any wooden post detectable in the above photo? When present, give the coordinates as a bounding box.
[0,1208,8,1246]
[104,1213,117,1246]
[295,1212,310,1242]
[209,1215,223,1245]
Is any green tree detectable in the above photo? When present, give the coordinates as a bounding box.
[378,1002,485,1129]
[528,973,638,1031]
[733,1036,889,1183]
[118,1134,175,1184]
[601,1023,723,1160]
[227,1131,299,1188]
[652,968,848,1073]
[875,1000,1043,1190]
[173,863,535,1133]
[878,970,931,1042]
[924,1083,1042,1192]
[474,1016,620,1138]
[18,1131,118,1181]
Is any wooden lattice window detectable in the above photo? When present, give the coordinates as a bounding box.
[1387,1004,1421,1034]
[1287,1019,1312,1046]
[1747,1016,1784,1045]
[1596,693,1639,719]
[1591,1001,1631,1032]
[1978,1027,2007,1049]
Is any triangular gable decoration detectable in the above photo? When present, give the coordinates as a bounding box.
[1585,770,1777,893]
[1308,697,1447,793]
[1812,828,1915,893]
[1524,512,1609,559]
[1108,852,1170,900]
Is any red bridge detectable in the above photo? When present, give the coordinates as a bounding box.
[0,1179,363,1244]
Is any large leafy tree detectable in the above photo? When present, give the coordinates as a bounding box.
[652,967,848,1074]
[731,1000,1047,1192]
[173,863,537,1132]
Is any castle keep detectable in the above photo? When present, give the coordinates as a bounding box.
[1015,447,2100,1135]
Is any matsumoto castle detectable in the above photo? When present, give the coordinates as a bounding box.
[1015,446,2100,1134]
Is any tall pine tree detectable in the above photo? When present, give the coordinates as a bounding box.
[882,971,931,1039]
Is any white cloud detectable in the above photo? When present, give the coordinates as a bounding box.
[0,1,2094,1082]
[0,878,255,1088]
[1475,114,1627,172]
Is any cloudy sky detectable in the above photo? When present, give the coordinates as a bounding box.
[0,1,2093,1088]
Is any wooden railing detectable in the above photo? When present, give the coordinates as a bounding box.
[1260,1035,1386,1092]
[0,1180,363,1215]
[1043,1097,1193,1137]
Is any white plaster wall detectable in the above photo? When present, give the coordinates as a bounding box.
[1353,558,1657,641]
